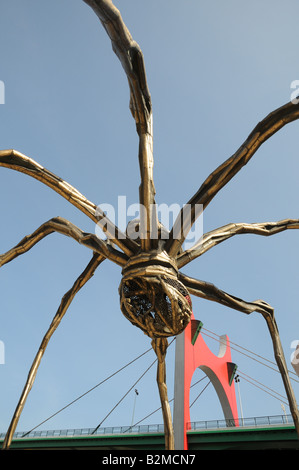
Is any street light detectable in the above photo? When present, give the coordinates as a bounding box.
[234,375,244,426]
[131,389,139,427]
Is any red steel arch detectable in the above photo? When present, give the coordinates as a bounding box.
[173,313,239,450]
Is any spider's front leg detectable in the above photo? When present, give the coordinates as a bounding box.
[0,149,138,256]
[151,337,174,450]
[83,0,158,251]
[177,218,299,268]
[0,216,127,449]
[179,272,299,439]
[0,216,128,268]
[2,253,105,450]
[118,251,193,451]
[166,99,299,258]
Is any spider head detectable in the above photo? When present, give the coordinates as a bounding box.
[119,251,192,338]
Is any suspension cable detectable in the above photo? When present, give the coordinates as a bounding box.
[91,356,157,434]
[21,326,297,437]
[91,338,176,434]
[237,370,290,407]
[190,380,211,408]
[201,327,299,382]
[22,346,153,437]
[125,375,210,432]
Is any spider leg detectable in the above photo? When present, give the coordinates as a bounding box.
[179,272,299,438]
[177,218,299,268]
[0,149,138,256]
[151,337,174,450]
[83,1,157,251]
[2,253,104,450]
[0,216,128,268]
[166,99,299,257]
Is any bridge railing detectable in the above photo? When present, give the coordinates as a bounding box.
[0,423,165,440]
[189,413,293,430]
[0,414,294,440]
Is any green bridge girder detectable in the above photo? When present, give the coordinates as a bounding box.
[1,425,298,451]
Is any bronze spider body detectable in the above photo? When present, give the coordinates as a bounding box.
[1,0,299,450]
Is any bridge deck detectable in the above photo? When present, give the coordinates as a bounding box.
[1,415,298,450]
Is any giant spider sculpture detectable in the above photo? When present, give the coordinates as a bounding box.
[1,0,299,450]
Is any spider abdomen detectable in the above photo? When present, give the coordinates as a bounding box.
[119,252,192,338]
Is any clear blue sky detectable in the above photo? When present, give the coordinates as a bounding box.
[0,0,299,435]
